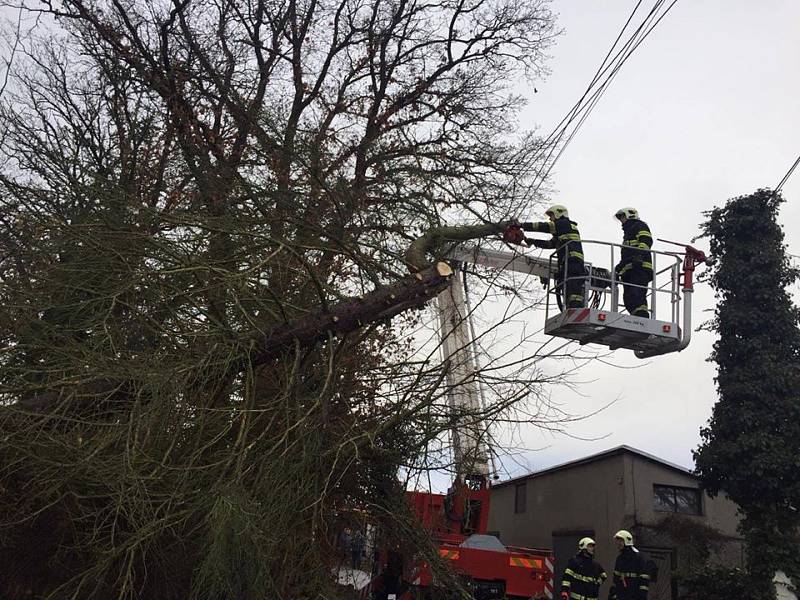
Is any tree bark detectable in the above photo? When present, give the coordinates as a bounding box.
[247,220,513,365]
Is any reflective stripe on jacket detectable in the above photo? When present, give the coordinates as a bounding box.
[618,218,653,277]
[609,547,649,600]
[523,216,585,272]
[560,552,607,600]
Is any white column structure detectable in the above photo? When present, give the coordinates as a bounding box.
[436,265,490,484]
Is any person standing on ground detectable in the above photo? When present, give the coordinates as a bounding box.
[560,536,607,600]
[608,530,649,600]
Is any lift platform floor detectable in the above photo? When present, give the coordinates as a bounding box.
[545,308,681,352]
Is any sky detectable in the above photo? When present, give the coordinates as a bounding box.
[488,0,800,478]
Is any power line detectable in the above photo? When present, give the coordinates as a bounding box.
[508,0,680,204]
[549,0,679,171]
[774,153,800,194]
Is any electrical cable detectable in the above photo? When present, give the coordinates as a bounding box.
[507,0,680,203]
[544,0,680,176]
[774,153,800,194]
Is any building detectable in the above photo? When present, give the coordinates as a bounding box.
[488,446,744,599]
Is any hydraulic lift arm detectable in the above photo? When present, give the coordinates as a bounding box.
[436,245,555,487]
[448,245,554,280]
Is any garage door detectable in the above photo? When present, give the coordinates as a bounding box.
[638,547,674,600]
[552,531,595,592]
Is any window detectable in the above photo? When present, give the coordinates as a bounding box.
[653,484,702,515]
[514,483,527,513]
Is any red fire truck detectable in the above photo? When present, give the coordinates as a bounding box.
[398,487,555,599]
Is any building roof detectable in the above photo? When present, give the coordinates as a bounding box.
[492,445,694,489]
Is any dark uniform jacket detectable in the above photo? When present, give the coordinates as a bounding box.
[561,551,607,600]
[616,218,653,279]
[522,216,585,277]
[609,547,649,600]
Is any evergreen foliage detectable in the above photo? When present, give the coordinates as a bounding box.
[694,189,800,596]
[678,566,773,600]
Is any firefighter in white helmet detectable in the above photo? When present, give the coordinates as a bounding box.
[609,530,649,600]
[560,536,607,600]
[504,204,586,310]
[613,207,654,318]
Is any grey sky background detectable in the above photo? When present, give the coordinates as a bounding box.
[493,0,800,477]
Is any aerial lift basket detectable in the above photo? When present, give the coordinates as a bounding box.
[450,240,708,359]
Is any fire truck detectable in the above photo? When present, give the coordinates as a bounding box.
[362,239,708,600]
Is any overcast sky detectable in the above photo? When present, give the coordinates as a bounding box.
[490,0,800,478]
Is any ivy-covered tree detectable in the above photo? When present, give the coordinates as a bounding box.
[694,189,800,597]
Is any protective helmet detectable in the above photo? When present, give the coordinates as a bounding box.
[578,537,596,553]
[614,207,639,221]
[614,530,634,546]
[545,204,569,219]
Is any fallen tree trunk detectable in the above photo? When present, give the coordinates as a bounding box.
[248,261,454,366]
[248,220,512,365]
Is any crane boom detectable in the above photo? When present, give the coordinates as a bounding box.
[437,268,489,484]
[436,245,554,485]
[447,244,554,279]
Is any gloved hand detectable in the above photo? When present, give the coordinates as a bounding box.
[614,262,623,274]
[530,238,548,249]
[502,226,525,245]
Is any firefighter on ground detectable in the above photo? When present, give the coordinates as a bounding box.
[613,207,653,318]
[560,537,607,600]
[609,530,649,600]
[504,205,586,309]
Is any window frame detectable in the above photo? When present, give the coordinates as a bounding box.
[652,484,703,516]
[514,482,527,514]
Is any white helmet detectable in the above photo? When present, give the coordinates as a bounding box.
[578,537,596,554]
[545,204,569,219]
[614,530,634,546]
[614,207,639,221]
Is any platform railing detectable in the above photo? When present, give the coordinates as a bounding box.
[543,239,684,326]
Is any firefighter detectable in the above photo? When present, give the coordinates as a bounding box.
[504,205,586,309]
[560,537,607,600]
[613,207,653,318]
[608,530,649,600]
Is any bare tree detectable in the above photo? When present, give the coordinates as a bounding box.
[0,0,564,597]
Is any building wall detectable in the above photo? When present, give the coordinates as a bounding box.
[489,454,625,548]
[489,451,744,600]
[624,454,744,579]
[624,454,740,537]
[489,454,627,596]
